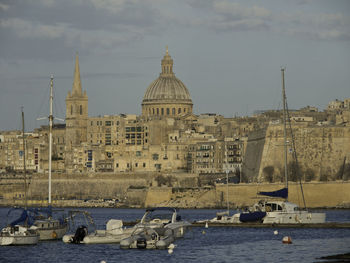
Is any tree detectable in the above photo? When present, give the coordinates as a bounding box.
[304,168,315,182]
[263,166,274,183]
[287,162,301,182]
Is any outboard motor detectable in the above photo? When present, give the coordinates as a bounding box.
[72,225,88,244]
[136,237,147,249]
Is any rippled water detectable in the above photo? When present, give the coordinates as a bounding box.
[0,208,349,263]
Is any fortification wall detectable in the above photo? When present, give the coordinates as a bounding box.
[258,125,350,181]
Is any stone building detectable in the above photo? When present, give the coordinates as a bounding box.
[3,47,349,182]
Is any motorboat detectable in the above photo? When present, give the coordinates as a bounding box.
[82,219,135,244]
[0,209,39,246]
[120,207,191,249]
[62,210,95,244]
[197,211,236,224]
[63,210,135,244]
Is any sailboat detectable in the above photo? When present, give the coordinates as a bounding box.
[233,68,326,224]
[0,109,40,246]
[33,75,68,240]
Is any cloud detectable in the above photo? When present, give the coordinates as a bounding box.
[186,0,350,41]
[0,18,65,39]
[0,3,10,11]
[213,1,271,20]
[276,11,350,41]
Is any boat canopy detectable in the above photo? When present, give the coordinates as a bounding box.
[239,211,266,223]
[28,206,53,218]
[258,187,288,199]
[7,208,35,226]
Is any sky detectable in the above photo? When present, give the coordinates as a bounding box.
[0,0,349,131]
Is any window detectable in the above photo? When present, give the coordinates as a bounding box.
[80,105,82,115]
[166,108,170,115]
[178,108,181,114]
[157,108,159,115]
[116,163,119,168]
[71,105,73,115]
[161,108,164,115]
[152,154,159,160]
[143,163,146,167]
[172,108,175,115]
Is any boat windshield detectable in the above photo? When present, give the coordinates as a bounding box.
[143,210,173,223]
[265,203,283,212]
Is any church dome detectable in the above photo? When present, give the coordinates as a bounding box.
[142,47,193,117]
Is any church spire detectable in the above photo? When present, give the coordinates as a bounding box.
[72,52,82,96]
[161,46,174,77]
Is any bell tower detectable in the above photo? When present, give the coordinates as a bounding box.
[65,53,88,172]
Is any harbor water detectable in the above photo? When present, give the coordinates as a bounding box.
[0,207,349,263]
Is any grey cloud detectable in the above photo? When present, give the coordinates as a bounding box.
[0,0,168,61]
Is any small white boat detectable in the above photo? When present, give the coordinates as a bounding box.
[120,207,191,249]
[197,211,236,224]
[0,225,39,246]
[63,219,134,244]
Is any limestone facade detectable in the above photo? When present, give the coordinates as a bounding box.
[0,49,349,184]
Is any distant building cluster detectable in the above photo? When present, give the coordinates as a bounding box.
[0,48,349,177]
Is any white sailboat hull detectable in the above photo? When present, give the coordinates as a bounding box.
[0,226,39,246]
[0,235,39,246]
[263,211,326,224]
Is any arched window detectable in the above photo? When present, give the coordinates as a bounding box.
[178,108,181,114]
[157,108,159,115]
[80,105,83,115]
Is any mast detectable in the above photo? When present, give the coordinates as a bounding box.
[281,68,288,197]
[225,141,229,214]
[21,107,27,209]
[37,75,64,205]
[48,75,53,204]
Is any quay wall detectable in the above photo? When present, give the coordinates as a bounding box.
[1,173,349,208]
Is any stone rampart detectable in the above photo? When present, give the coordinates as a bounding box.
[258,125,350,181]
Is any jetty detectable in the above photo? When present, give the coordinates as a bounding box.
[122,221,350,228]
